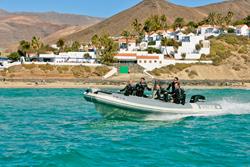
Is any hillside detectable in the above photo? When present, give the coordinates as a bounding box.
[0,10,103,49]
[63,0,205,43]
[150,35,250,80]
[64,0,250,43]
[196,0,250,20]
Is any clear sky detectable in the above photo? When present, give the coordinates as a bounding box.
[0,0,223,17]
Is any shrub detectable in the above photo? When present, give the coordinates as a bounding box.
[146,47,161,54]
[57,66,69,72]
[22,64,36,70]
[188,70,198,78]
[195,44,202,51]
[38,64,55,72]
[7,52,20,61]
[232,66,241,71]
[84,53,91,59]
[181,53,186,60]
[151,64,192,75]
[95,66,110,76]
[71,66,92,77]
[148,41,156,45]
[238,46,248,54]
[227,28,235,33]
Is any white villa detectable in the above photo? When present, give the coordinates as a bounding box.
[236,24,249,36]
[174,34,210,59]
[118,38,137,52]
[39,52,96,63]
[197,25,222,38]
[114,51,212,71]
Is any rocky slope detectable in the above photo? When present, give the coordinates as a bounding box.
[0,10,103,49]
[64,0,250,43]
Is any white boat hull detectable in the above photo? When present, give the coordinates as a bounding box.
[84,91,223,118]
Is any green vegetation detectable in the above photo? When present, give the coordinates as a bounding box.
[150,64,191,76]
[38,64,55,72]
[181,53,186,60]
[200,11,234,27]
[234,15,250,26]
[206,34,250,65]
[173,17,185,30]
[56,38,65,52]
[195,44,202,51]
[161,38,181,48]
[148,41,156,45]
[84,53,91,59]
[146,47,161,54]
[1,64,110,79]
[91,34,118,65]
[7,52,20,61]
[143,15,168,32]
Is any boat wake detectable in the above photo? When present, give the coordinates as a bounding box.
[145,99,250,121]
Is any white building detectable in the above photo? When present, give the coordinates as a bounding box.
[137,54,212,71]
[175,34,210,60]
[197,25,222,38]
[118,38,137,52]
[236,25,249,36]
[0,57,10,68]
[39,52,96,63]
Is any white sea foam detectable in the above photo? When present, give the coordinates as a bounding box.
[145,100,250,121]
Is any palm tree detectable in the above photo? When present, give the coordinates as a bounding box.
[173,17,185,30]
[160,14,168,29]
[215,13,224,26]
[56,39,65,52]
[19,40,31,56]
[225,11,234,26]
[207,12,217,26]
[71,41,81,51]
[121,30,131,50]
[31,36,43,55]
[132,19,142,37]
[161,37,169,46]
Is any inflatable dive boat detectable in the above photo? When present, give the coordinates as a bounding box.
[83,89,223,118]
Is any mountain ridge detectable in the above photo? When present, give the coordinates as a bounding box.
[0,10,103,49]
[63,0,250,44]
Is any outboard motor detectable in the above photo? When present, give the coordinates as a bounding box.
[190,95,206,103]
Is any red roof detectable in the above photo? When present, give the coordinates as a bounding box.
[136,56,159,59]
[236,24,247,28]
[114,53,137,57]
[118,38,136,43]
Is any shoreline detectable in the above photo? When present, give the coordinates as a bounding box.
[0,80,250,89]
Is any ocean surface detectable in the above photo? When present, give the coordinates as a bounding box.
[0,88,249,167]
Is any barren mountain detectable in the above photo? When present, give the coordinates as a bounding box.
[64,0,250,43]
[196,0,250,20]
[0,10,103,49]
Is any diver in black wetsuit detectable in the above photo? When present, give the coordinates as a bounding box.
[120,80,134,96]
[166,77,179,94]
[135,78,151,97]
[153,84,164,100]
[172,82,186,105]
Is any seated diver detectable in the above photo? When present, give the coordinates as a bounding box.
[135,78,152,97]
[120,80,134,96]
[152,84,165,100]
[164,77,179,102]
[172,82,186,105]
[166,77,179,94]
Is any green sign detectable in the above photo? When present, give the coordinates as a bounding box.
[119,66,129,74]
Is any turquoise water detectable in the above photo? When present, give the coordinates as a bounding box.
[0,88,250,166]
